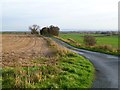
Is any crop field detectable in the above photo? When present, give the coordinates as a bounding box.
[2,34,54,67]
[60,33,118,48]
[1,34,95,88]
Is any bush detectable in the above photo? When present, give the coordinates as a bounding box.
[84,35,96,46]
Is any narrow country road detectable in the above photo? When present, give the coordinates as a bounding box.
[52,38,119,89]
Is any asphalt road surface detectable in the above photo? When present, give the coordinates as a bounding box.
[52,38,119,89]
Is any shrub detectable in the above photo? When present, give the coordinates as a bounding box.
[84,35,96,46]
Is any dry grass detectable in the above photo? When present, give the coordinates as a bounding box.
[42,36,71,56]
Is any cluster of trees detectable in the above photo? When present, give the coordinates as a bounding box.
[29,24,60,36]
[40,25,59,36]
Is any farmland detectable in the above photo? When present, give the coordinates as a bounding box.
[59,33,119,55]
[2,34,53,67]
[60,33,118,48]
[1,34,95,88]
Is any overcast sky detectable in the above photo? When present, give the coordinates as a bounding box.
[1,0,119,31]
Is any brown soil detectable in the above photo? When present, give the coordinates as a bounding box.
[2,34,55,67]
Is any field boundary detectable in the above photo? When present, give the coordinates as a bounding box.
[54,36,120,56]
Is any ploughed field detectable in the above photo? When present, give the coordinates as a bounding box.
[1,34,95,88]
[2,34,53,67]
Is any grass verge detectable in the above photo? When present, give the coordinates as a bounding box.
[55,36,120,56]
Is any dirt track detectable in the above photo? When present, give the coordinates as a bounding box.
[2,34,53,67]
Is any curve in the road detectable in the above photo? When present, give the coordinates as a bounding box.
[52,37,119,89]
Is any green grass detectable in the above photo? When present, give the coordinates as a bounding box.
[60,33,118,48]
[58,33,119,56]
[2,53,95,88]
[96,36,118,48]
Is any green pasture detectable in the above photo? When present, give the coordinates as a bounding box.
[60,33,118,48]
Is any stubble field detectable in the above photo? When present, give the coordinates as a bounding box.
[2,34,54,67]
[1,34,94,88]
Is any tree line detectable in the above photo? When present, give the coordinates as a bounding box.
[29,24,97,46]
[29,24,60,36]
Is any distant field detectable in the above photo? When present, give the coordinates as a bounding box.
[60,33,118,48]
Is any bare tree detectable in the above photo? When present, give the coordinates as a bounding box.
[29,24,40,34]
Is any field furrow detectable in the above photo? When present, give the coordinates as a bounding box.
[2,34,53,67]
[3,36,25,52]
